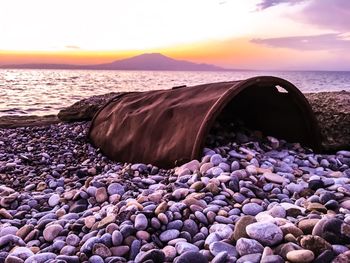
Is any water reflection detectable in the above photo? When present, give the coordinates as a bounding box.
[0,69,349,116]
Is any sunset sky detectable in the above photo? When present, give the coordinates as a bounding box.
[0,0,349,70]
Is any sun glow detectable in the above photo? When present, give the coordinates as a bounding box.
[0,0,349,70]
[0,0,257,51]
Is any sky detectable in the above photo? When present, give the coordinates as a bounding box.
[0,0,349,70]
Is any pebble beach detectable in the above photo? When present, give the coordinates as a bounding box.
[1,121,350,263]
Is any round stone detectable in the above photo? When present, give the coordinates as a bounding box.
[264,173,286,184]
[135,213,148,230]
[175,241,199,254]
[233,215,257,241]
[159,229,180,243]
[298,219,320,234]
[66,234,80,246]
[246,222,283,246]
[163,245,177,261]
[242,203,263,216]
[48,194,60,207]
[107,183,125,196]
[209,224,233,239]
[210,154,223,166]
[174,251,208,263]
[95,187,108,203]
[23,253,57,263]
[211,251,228,263]
[236,253,262,263]
[286,249,315,263]
[134,249,165,263]
[92,243,111,258]
[299,235,332,254]
[236,238,264,256]
[261,255,284,263]
[9,247,34,260]
[209,241,238,258]
[110,246,129,256]
[182,219,199,237]
[267,205,286,218]
[43,224,63,242]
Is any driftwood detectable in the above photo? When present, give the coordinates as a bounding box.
[0,91,349,151]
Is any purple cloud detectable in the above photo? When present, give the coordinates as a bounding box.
[257,0,350,31]
[298,0,350,31]
[251,33,350,51]
[256,0,306,10]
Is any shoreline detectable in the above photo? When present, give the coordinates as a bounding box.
[1,91,349,151]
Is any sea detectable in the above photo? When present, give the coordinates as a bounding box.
[0,69,349,116]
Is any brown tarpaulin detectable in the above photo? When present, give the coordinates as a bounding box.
[88,76,322,168]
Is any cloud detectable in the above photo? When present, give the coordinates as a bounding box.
[298,0,350,32]
[256,0,306,10]
[251,33,350,51]
[65,45,81,49]
[257,0,350,32]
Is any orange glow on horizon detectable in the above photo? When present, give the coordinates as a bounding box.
[0,38,344,71]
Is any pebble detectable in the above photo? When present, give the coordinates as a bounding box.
[43,224,63,242]
[174,251,208,263]
[209,241,238,258]
[8,247,34,260]
[23,253,56,263]
[160,229,180,242]
[246,222,283,246]
[48,194,60,207]
[95,187,108,203]
[134,249,165,263]
[236,238,264,256]
[175,241,199,254]
[286,249,315,263]
[236,253,262,263]
[233,215,257,241]
[0,121,349,263]
[242,203,264,216]
[264,172,286,184]
[107,183,125,196]
[134,213,148,230]
[211,251,228,263]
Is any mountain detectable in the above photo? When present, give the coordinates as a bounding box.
[85,53,226,71]
[1,53,228,71]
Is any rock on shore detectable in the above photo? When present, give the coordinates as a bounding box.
[57,92,121,122]
[305,91,350,151]
[1,120,350,262]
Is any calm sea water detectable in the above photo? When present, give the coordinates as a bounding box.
[0,69,349,116]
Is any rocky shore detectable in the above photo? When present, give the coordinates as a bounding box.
[1,90,348,151]
[1,119,350,263]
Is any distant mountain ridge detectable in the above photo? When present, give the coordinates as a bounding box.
[1,53,228,71]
